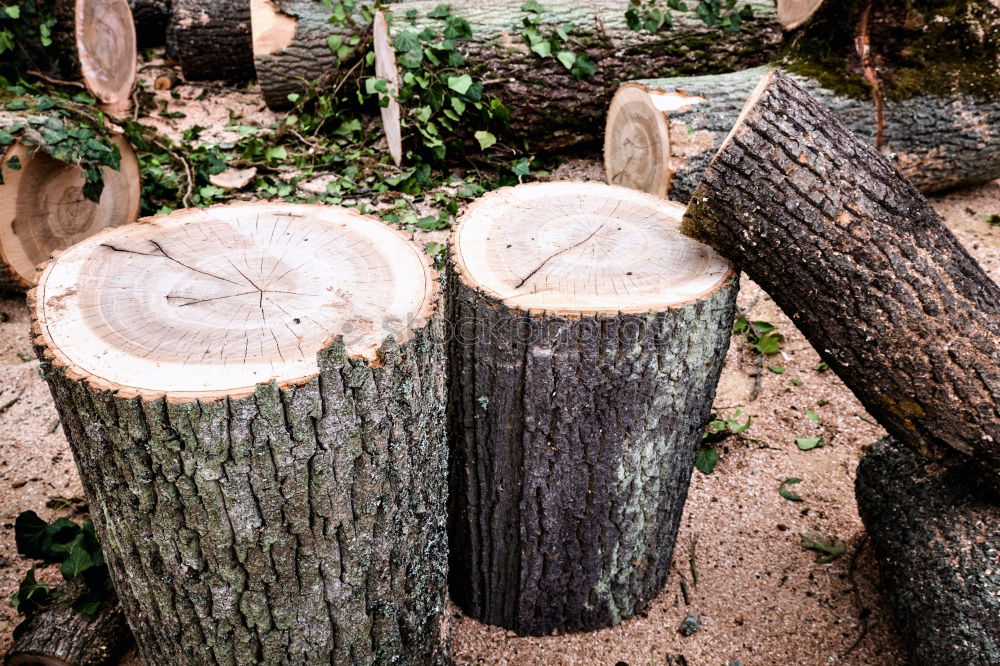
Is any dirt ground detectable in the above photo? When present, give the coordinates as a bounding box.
[0,74,998,664]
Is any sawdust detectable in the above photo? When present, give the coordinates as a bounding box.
[0,69,997,664]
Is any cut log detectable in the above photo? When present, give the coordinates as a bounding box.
[0,133,140,292]
[447,181,737,635]
[30,203,449,664]
[14,0,137,112]
[5,586,133,666]
[170,0,255,82]
[856,437,1000,666]
[604,66,1000,201]
[128,0,171,48]
[775,0,824,30]
[253,0,783,151]
[680,69,1000,490]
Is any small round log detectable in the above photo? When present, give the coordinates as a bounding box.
[30,203,449,664]
[856,437,1000,666]
[0,133,140,292]
[680,69,1000,490]
[5,587,133,666]
[775,0,824,30]
[170,0,255,82]
[447,181,737,635]
[605,67,1000,201]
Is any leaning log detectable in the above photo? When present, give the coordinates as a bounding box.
[170,0,255,81]
[605,67,1000,201]
[0,132,140,292]
[5,586,133,666]
[856,437,1000,666]
[680,69,1000,489]
[253,0,782,151]
[30,203,449,664]
[448,181,737,635]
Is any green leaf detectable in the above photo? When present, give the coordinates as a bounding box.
[265,146,287,161]
[14,511,49,560]
[769,365,785,374]
[791,378,803,387]
[521,0,545,11]
[72,590,102,615]
[529,39,551,57]
[754,332,783,355]
[795,436,824,451]
[11,569,53,615]
[815,361,830,371]
[474,130,496,150]
[60,547,94,579]
[555,49,576,70]
[800,533,846,564]
[694,447,718,474]
[447,73,473,95]
[779,478,803,501]
[805,409,820,423]
[4,6,20,18]
[427,4,452,19]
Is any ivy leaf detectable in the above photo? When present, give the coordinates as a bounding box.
[694,447,718,474]
[800,533,846,564]
[14,511,49,560]
[60,546,94,580]
[427,4,452,18]
[754,332,784,355]
[474,130,496,150]
[555,49,576,70]
[779,477,803,501]
[805,409,820,423]
[529,38,551,57]
[72,590,103,615]
[815,361,830,372]
[795,436,824,451]
[447,73,473,95]
[4,5,20,18]
[11,569,52,616]
[521,0,545,11]
[769,365,785,374]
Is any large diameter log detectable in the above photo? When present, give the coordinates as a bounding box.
[5,587,133,666]
[170,0,255,81]
[856,437,1000,666]
[604,67,1000,201]
[253,0,782,151]
[128,0,171,47]
[0,133,140,292]
[448,182,737,635]
[30,203,449,664]
[680,69,1000,489]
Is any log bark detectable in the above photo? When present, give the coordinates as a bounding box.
[447,182,737,635]
[856,437,1000,666]
[253,0,782,151]
[0,132,140,292]
[605,66,1000,202]
[5,586,133,666]
[29,203,449,665]
[129,0,171,47]
[170,0,255,82]
[680,69,1000,490]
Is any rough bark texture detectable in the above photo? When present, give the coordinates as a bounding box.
[32,319,450,664]
[621,66,1000,201]
[681,70,1000,490]
[447,271,738,635]
[5,587,133,666]
[129,0,171,47]
[171,0,255,81]
[258,0,781,151]
[856,437,1000,666]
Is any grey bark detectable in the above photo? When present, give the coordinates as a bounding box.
[624,66,1000,201]
[258,0,782,151]
[446,269,738,635]
[129,0,171,48]
[34,323,449,664]
[681,70,1000,491]
[856,437,1000,666]
[5,586,133,666]
[170,0,255,81]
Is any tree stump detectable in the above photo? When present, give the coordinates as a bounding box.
[170,0,255,82]
[447,182,737,635]
[29,203,449,665]
[0,133,140,292]
[680,69,1000,490]
[856,438,1000,666]
[605,67,1000,201]
[252,0,783,152]
[5,587,133,666]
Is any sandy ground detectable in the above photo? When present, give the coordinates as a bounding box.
[0,73,998,664]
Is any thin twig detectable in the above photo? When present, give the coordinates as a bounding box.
[749,352,764,401]
[180,154,194,207]
[688,534,700,587]
[841,534,872,658]
[26,70,86,89]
